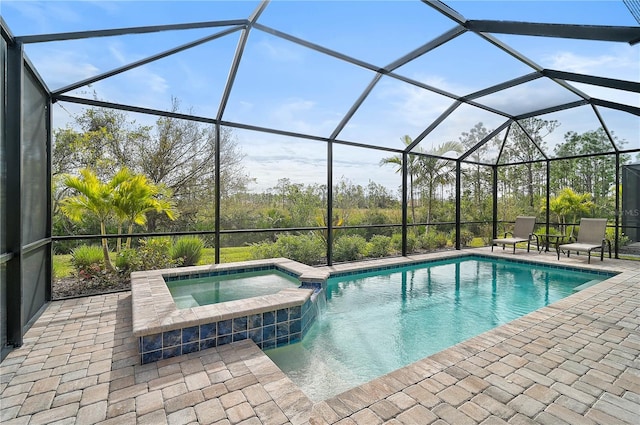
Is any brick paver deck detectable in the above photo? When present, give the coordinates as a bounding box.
[1,249,638,424]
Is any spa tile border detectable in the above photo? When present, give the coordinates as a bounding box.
[138,293,322,364]
[132,257,329,364]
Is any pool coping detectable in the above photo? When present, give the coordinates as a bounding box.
[131,257,329,338]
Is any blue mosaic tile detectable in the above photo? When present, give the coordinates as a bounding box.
[218,319,233,335]
[201,338,217,350]
[290,333,301,344]
[142,350,163,364]
[233,317,247,333]
[248,314,262,329]
[248,328,262,344]
[276,336,289,347]
[290,319,301,334]
[162,345,181,359]
[217,334,232,346]
[263,325,275,341]
[233,331,248,342]
[276,309,288,323]
[200,323,216,339]
[163,329,181,348]
[262,339,276,350]
[142,334,162,352]
[182,326,199,344]
[263,311,275,326]
[276,322,289,338]
[182,342,199,354]
[289,305,301,320]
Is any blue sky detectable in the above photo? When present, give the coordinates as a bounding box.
[2,1,639,193]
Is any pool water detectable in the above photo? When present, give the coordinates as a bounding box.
[265,256,609,401]
[167,270,300,309]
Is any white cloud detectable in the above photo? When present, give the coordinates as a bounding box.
[27,48,100,90]
[255,38,303,62]
[545,45,639,81]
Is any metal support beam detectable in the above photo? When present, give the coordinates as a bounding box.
[465,20,640,45]
[46,88,53,302]
[492,165,498,241]
[402,152,408,256]
[52,26,243,96]
[543,69,640,93]
[455,161,461,250]
[545,161,551,236]
[16,19,248,43]
[214,124,221,264]
[6,41,23,347]
[327,142,334,266]
[615,153,620,259]
[591,98,640,116]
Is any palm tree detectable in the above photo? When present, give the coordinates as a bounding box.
[417,141,464,233]
[112,169,177,250]
[547,188,595,237]
[60,168,119,272]
[380,135,421,228]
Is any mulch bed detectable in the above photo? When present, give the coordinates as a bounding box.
[52,275,131,300]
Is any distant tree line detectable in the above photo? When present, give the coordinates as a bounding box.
[53,101,630,254]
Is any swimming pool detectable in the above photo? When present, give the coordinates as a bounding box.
[265,255,613,401]
[167,270,300,309]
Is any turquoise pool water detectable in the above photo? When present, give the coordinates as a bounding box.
[265,256,610,401]
[167,270,300,309]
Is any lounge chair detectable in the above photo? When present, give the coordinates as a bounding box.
[557,218,611,263]
[492,216,538,253]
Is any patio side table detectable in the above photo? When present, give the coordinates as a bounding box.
[535,233,565,253]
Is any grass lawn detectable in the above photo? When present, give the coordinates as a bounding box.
[54,246,254,279]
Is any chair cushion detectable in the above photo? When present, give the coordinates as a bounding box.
[493,237,529,244]
[558,242,602,252]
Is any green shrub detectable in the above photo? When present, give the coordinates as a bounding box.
[420,232,448,250]
[447,229,474,247]
[459,229,474,247]
[365,235,391,258]
[606,227,629,247]
[171,236,204,266]
[119,238,180,272]
[116,248,140,274]
[251,233,325,265]
[250,240,280,260]
[333,235,367,262]
[390,232,418,253]
[71,245,104,279]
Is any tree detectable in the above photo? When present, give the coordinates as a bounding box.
[52,99,251,234]
[59,169,129,272]
[552,128,626,204]
[459,122,492,208]
[546,188,594,236]
[417,141,463,232]
[502,118,558,207]
[131,99,251,231]
[112,168,178,250]
[380,135,421,226]
[52,107,145,179]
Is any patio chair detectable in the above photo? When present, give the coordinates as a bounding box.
[557,218,611,263]
[492,216,538,254]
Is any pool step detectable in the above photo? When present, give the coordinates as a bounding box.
[573,279,602,292]
[173,295,199,308]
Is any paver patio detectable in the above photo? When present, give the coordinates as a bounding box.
[1,248,639,424]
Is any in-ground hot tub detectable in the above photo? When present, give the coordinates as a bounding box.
[131,258,329,364]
